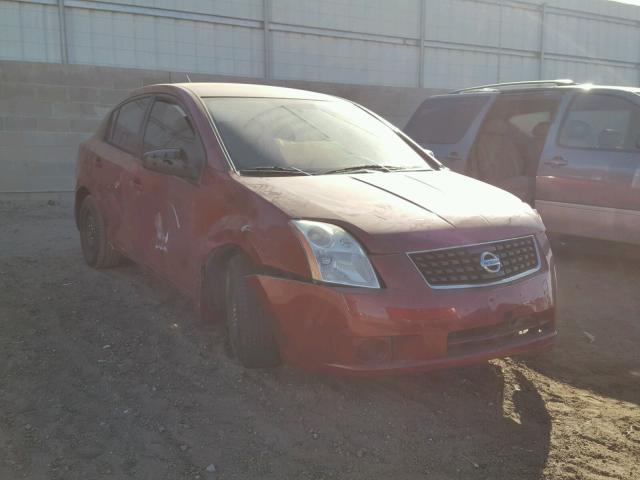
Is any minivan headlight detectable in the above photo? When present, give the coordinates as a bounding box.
[292,220,380,289]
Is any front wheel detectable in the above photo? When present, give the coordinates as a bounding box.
[79,195,122,269]
[225,255,281,368]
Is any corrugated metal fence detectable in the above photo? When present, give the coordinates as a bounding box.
[2,0,640,90]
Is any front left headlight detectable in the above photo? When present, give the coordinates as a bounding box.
[292,220,380,289]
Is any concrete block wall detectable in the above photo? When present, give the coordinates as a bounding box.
[0,61,443,192]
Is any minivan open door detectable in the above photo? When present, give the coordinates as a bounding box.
[404,93,494,173]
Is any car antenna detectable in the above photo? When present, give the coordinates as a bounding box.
[185,73,192,83]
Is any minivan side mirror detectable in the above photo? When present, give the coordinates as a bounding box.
[142,148,192,179]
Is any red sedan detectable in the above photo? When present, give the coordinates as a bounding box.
[75,83,556,374]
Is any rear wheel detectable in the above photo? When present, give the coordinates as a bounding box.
[79,195,122,269]
[224,255,281,368]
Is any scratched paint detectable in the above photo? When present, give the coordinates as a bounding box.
[154,212,169,252]
[170,203,181,229]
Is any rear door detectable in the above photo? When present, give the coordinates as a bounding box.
[94,96,151,256]
[404,93,494,173]
[536,90,640,242]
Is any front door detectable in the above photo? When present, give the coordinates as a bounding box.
[536,91,640,242]
[133,95,207,292]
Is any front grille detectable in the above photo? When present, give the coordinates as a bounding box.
[409,236,540,288]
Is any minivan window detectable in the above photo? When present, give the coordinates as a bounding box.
[109,97,151,153]
[509,111,552,136]
[559,93,640,151]
[204,98,432,174]
[143,98,205,176]
[405,95,488,145]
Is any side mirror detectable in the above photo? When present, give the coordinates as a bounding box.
[142,148,192,179]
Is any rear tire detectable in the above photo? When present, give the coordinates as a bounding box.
[79,195,122,269]
[225,255,281,368]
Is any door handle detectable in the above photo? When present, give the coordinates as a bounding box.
[544,156,568,167]
[95,156,103,168]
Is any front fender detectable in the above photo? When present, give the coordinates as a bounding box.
[199,217,310,278]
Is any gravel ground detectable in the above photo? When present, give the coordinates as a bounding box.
[0,195,638,480]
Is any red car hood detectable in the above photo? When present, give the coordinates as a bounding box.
[237,170,545,254]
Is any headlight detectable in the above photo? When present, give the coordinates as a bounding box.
[292,220,380,289]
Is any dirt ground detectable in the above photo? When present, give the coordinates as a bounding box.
[0,195,638,480]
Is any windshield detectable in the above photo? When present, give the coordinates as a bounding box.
[203,98,432,175]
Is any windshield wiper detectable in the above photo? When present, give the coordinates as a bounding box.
[322,164,429,175]
[238,166,312,176]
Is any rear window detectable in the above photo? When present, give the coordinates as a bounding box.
[405,95,488,145]
[109,97,151,154]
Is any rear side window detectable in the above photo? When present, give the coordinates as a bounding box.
[559,93,640,151]
[143,98,205,176]
[405,95,488,145]
[509,111,552,136]
[109,97,151,153]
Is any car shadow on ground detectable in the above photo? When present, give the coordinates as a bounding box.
[258,361,551,479]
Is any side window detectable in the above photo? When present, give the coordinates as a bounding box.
[405,95,489,145]
[143,98,205,177]
[509,111,551,136]
[109,97,151,153]
[559,94,640,151]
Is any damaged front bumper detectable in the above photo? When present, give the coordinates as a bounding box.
[248,249,556,375]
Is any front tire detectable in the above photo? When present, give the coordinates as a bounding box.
[225,255,281,368]
[79,195,122,269]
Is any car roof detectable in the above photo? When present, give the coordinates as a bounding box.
[135,82,339,101]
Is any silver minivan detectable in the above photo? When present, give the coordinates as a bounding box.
[405,79,640,245]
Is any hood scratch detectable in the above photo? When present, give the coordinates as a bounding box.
[352,176,457,229]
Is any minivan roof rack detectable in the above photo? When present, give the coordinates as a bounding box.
[451,79,577,94]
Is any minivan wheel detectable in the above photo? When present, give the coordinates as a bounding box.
[79,195,122,269]
[224,255,281,368]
